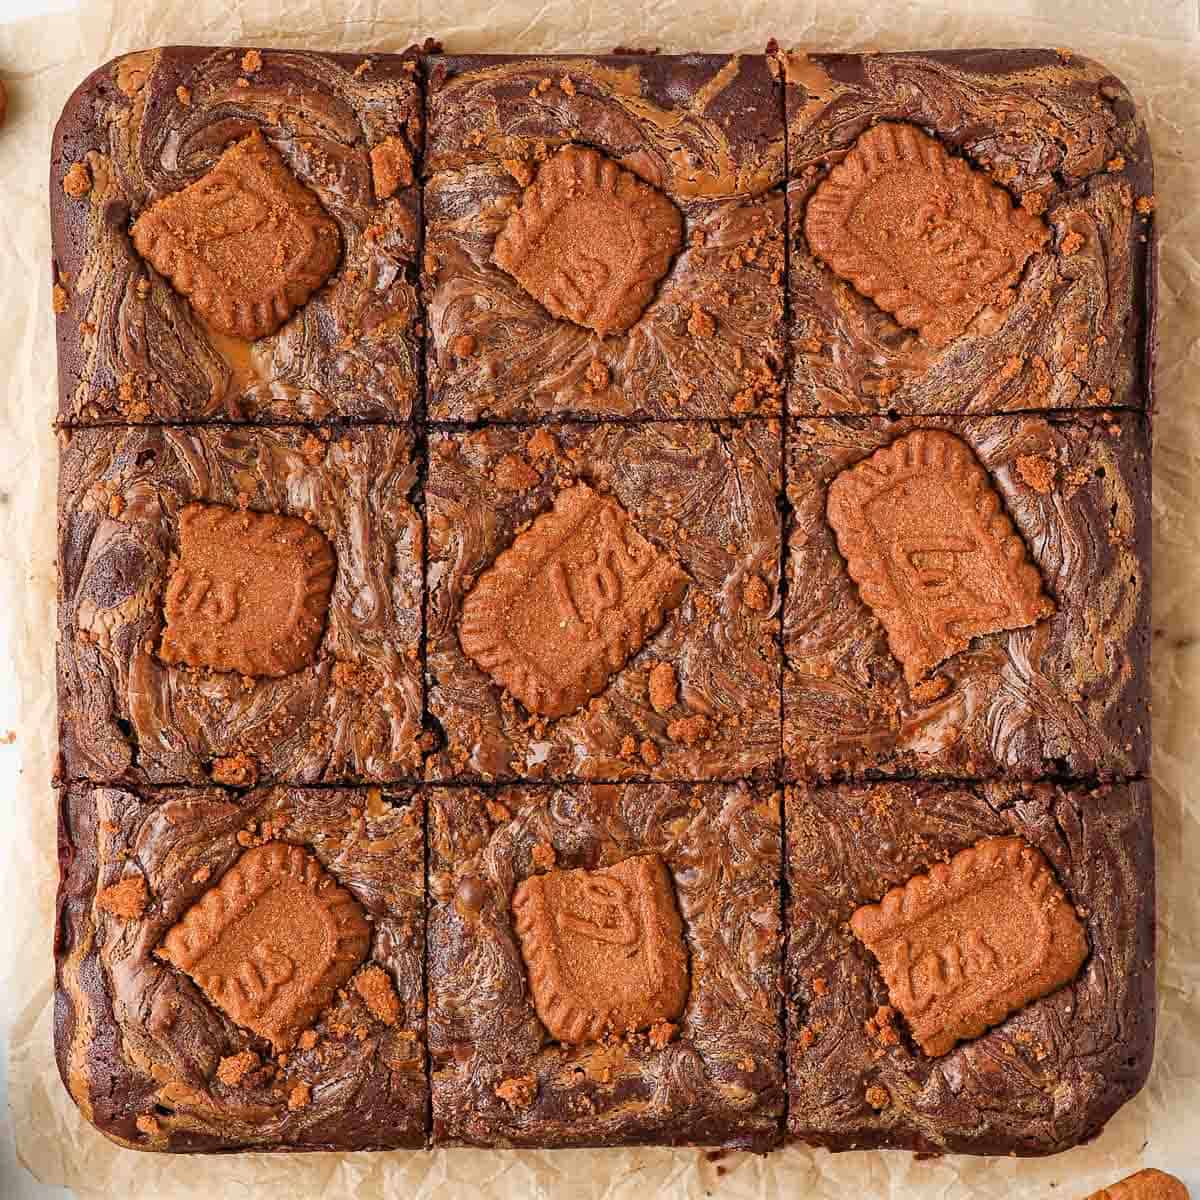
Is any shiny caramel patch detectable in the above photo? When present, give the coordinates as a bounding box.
[826,430,1054,685]
[459,484,687,718]
[804,123,1047,347]
[158,503,336,678]
[157,842,370,1050]
[492,145,683,336]
[512,854,689,1044]
[1086,1171,1190,1200]
[131,129,341,340]
[850,836,1087,1057]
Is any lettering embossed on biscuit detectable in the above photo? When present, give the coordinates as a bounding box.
[459,484,688,718]
[158,502,336,678]
[1085,1170,1191,1200]
[804,123,1047,347]
[512,854,689,1044]
[850,836,1087,1057]
[132,129,341,340]
[492,145,683,336]
[826,430,1054,685]
[156,842,370,1050]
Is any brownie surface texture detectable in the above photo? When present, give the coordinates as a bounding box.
[50,42,1155,1158]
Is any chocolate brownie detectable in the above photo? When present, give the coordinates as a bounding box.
[54,783,427,1150]
[426,420,782,781]
[422,54,785,421]
[57,423,423,784]
[783,49,1155,415]
[784,412,1150,780]
[785,778,1155,1155]
[428,781,783,1149]
[51,46,423,424]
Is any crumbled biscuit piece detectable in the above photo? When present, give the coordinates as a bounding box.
[287,1081,312,1110]
[53,284,69,314]
[216,1050,260,1086]
[354,966,401,1027]
[62,162,92,199]
[531,841,556,870]
[526,429,558,459]
[370,135,414,198]
[241,49,263,73]
[1016,453,1056,495]
[176,85,192,106]
[648,1020,677,1049]
[584,358,610,391]
[502,158,534,187]
[493,453,540,491]
[687,304,716,338]
[866,1085,890,1109]
[1135,194,1156,215]
[640,739,661,767]
[96,874,149,920]
[648,662,678,714]
[451,334,476,358]
[668,714,711,746]
[1060,230,1084,256]
[743,575,770,611]
[495,1074,537,1108]
[209,753,259,788]
[135,1115,161,1136]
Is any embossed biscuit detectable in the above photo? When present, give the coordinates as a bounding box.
[826,430,1054,685]
[459,483,688,718]
[158,502,336,678]
[804,122,1047,347]
[492,145,683,336]
[850,836,1088,1057]
[1086,1170,1191,1200]
[512,854,689,1044]
[156,841,370,1050]
[131,129,341,340]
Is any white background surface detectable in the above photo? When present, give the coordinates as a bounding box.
[1,0,1196,1196]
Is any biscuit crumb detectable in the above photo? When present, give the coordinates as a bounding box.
[743,575,771,611]
[640,739,661,767]
[1060,230,1084,256]
[52,284,69,314]
[1135,194,1156,215]
[502,158,534,187]
[667,714,711,746]
[1016,453,1056,494]
[216,1050,260,1086]
[176,85,192,106]
[210,753,259,788]
[526,429,558,459]
[1021,190,1047,215]
[559,76,576,96]
[648,662,678,714]
[241,49,263,73]
[584,358,610,391]
[866,1085,890,1109]
[493,453,540,491]
[648,1020,677,1049]
[532,841,557,870]
[287,1082,312,1110]
[135,1114,161,1136]
[369,135,414,199]
[1106,154,1125,172]
[451,333,477,358]
[354,965,401,1026]
[97,874,149,920]
[687,304,716,338]
[495,1074,537,1108]
[909,676,950,705]
[63,162,92,199]
[298,1030,319,1051]
[485,798,512,822]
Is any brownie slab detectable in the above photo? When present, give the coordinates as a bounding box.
[784,411,1150,780]
[784,778,1155,1155]
[54,783,427,1151]
[784,49,1155,415]
[51,46,423,424]
[57,424,423,784]
[428,781,783,1149]
[426,420,782,781]
[422,54,785,421]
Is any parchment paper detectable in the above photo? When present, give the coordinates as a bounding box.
[2,1,1196,1196]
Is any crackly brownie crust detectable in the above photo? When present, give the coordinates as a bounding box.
[784,411,1150,780]
[783,49,1155,415]
[428,781,783,1149]
[426,420,782,782]
[54,783,427,1151]
[51,46,423,424]
[57,423,423,784]
[785,778,1155,1155]
[422,54,785,421]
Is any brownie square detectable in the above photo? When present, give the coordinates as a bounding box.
[428,781,784,1149]
[784,778,1155,1155]
[54,783,427,1151]
[783,49,1155,415]
[422,54,786,422]
[51,46,423,424]
[57,423,423,784]
[784,411,1150,780]
[426,420,782,781]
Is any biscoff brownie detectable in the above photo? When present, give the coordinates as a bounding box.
[54,783,427,1150]
[782,49,1155,416]
[51,46,423,424]
[422,53,786,421]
